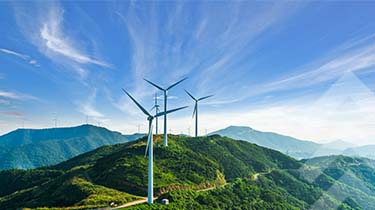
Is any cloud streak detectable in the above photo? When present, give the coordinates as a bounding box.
[0,48,29,60]
[39,14,110,67]
[209,35,375,105]
[0,90,37,101]
[0,111,25,116]
[13,2,110,79]
[0,48,38,66]
[77,89,104,118]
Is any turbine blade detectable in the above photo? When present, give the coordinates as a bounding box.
[150,105,156,112]
[167,77,187,90]
[192,103,197,118]
[184,90,196,101]
[144,78,165,91]
[144,124,153,157]
[122,89,152,117]
[155,106,188,118]
[198,95,214,101]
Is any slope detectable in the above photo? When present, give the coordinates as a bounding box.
[210,125,342,159]
[0,135,374,209]
[0,125,143,170]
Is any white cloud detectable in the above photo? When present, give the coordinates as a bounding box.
[13,2,110,79]
[80,103,104,118]
[0,48,38,67]
[77,89,104,118]
[165,72,375,145]
[263,44,374,92]
[0,99,10,105]
[29,59,37,65]
[0,48,29,60]
[0,90,37,100]
[208,36,375,106]
[0,91,20,99]
[39,16,109,67]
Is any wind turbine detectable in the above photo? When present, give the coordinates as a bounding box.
[144,77,187,146]
[150,93,160,134]
[122,89,187,204]
[185,90,213,137]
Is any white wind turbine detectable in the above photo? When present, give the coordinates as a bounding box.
[144,77,187,146]
[150,93,160,134]
[122,89,187,204]
[185,90,213,137]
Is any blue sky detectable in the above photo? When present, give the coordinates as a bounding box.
[0,1,375,144]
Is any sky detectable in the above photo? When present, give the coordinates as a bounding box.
[0,1,375,145]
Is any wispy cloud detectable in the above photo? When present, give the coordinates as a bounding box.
[0,48,29,60]
[0,111,25,116]
[77,89,104,118]
[209,35,375,105]
[39,12,110,67]
[0,99,10,105]
[13,2,110,79]
[0,90,37,101]
[186,72,375,145]
[114,2,302,109]
[0,48,39,67]
[262,43,374,92]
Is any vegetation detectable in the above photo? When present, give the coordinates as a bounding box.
[1,135,375,209]
[0,124,143,170]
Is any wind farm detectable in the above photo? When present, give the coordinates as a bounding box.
[121,77,215,205]
[1,1,375,210]
[144,77,187,146]
[122,89,187,204]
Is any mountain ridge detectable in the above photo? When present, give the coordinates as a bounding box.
[210,125,368,159]
[1,135,374,209]
[0,124,144,170]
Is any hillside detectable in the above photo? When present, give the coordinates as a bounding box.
[210,126,344,159]
[0,125,143,170]
[1,135,375,209]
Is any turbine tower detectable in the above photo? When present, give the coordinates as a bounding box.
[122,89,187,204]
[150,93,160,134]
[144,77,187,146]
[185,90,213,137]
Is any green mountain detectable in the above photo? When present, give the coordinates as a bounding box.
[0,125,143,170]
[1,135,375,209]
[210,126,343,159]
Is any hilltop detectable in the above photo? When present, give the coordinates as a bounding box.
[211,126,347,159]
[1,135,375,209]
[0,124,143,170]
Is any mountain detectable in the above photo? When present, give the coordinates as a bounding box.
[0,124,144,170]
[322,140,356,151]
[210,126,344,159]
[343,145,375,159]
[1,135,375,209]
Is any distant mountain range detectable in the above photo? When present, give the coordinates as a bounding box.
[0,125,144,170]
[1,135,375,209]
[1,124,374,171]
[210,126,374,159]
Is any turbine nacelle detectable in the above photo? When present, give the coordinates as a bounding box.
[185,90,213,137]
[144,77,188,147]
[122,88,188,205]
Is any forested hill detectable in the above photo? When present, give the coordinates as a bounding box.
[0,124,143,170]
[0,135,375,209]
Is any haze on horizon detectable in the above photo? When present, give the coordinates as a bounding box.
[0,1,375,145]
